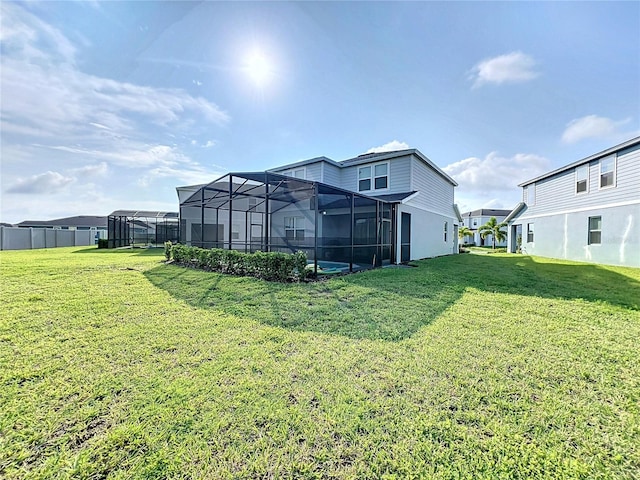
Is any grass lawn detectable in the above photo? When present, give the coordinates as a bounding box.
[1,247,639,479]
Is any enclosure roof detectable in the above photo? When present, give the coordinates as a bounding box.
[108,210,178,218]
[518,135,640,187]
[370,191,417,203]
[17,215,107,228]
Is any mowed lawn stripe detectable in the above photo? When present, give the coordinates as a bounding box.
[1,247,638,479]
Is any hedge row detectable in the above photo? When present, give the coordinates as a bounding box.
[168,243,308,282]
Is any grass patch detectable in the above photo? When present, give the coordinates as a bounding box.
[1,247,639,478]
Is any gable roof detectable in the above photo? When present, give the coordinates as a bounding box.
[269,148,458,187]
[519,136,640,187]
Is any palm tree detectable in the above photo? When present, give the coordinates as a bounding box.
[478,216,507,249]
[458,226,473,243]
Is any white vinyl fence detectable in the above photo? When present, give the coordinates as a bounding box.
[0,227,94,250]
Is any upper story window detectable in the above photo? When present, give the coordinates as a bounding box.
[283,168,305,179]
[358,162,388,192]
[599,156,616,189]
[576,164,589,194]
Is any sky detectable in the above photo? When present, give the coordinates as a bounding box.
[1,1,639,224]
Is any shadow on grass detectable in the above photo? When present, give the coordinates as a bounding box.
[143,254,639,341]
[73,247,165,257]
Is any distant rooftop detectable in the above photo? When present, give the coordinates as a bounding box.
[461,209,512,218]
[16,215,107,228]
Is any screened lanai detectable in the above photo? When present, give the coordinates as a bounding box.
[179,172,394,273]
[107,210,180,248]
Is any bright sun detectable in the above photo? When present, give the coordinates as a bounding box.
[244,50,273,86]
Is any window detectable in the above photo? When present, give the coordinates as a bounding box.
[358,162,388,192]
[232,224,240,240]
[600,156,615,188]
[283,168,305,179]
[444,222,448,242]
[358,166,371,191]
[284,216,305,240]
[588,216,601,245]
[472,219,477,227]
[576,164,588,194]
[527,223,534,243]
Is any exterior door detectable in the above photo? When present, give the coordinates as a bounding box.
[401,212,411,262]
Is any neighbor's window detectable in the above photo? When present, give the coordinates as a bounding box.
[232,224,240,240]
[576,164,589,194]
[284,216,305,240]
[600,156,615,188]
[444,222,448,242]
[527,223,534,243]
[358,163,388,191]
[588,216,602,245]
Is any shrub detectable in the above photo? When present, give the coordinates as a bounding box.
[169,245,308,282]
[164,241,172,261]
[97,239,109,249]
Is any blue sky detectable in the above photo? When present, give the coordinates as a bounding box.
[1,1,639,223]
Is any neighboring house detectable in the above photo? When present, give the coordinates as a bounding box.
[16,216,108,241]
[177,148,461,272]
[506,136,640,268]
[460,209,511,246]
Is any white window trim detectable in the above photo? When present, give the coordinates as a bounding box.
[357,161,390,193]
[575,164,589,195]
[282,167,306,179]
[587,216,602,246]
[598,155,616,190]
[526,223,534,243]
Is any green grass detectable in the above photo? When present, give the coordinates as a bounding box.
[1,247,639,479]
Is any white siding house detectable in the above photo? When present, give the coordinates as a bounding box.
[460,209,511,246]
[269,149,461,261]
[506,136,640,268]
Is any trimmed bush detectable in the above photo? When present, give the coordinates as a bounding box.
[170,244,307,282]
[164,241,172,261]
[97,238,108,249]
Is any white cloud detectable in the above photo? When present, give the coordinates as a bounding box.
[7,171,75,194]
[469,51,539,88]
[561,115,633,144]
[202,140,216,148]
[69,162,108,177]
[444,152,550,211]
[366,140,410,154]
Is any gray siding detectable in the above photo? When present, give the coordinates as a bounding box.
[322,163,342,187]
[340,155,412,194]
[270,161,322,182]
[523,144,640,217]
[304,163,322,182]
[409,157,455,216]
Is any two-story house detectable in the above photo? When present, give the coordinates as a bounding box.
[460,208,511,246]
[177,148,461,272]
[506,136,640,268]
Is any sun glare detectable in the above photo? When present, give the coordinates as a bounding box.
[244,50,273,86]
